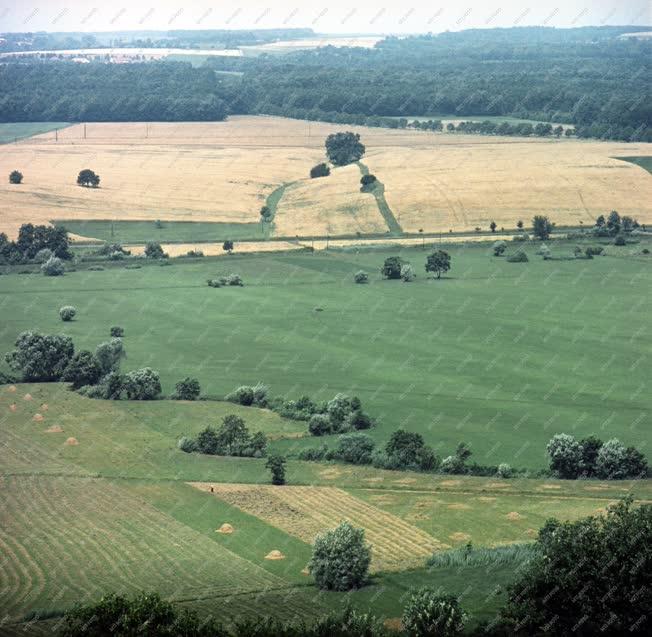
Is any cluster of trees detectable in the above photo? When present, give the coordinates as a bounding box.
[207,273,244,287]
[0,223,72,265]
[2,28,650,141]
[178,414,267,458]
[325,131,365,166]
[382,251,451,281]
[449,120,568,138]
[547,433,648,480]
[593,210,641,237]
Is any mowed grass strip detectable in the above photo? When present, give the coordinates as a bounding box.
[193,483,448,571]
[0,475,286,623]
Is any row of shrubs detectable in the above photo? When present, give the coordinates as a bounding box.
[178,414,267,458]
[225,385,375,435]
[207,273,243,287]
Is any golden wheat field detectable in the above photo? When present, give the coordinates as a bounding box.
[1,116,651,239]
[192,482,448,572]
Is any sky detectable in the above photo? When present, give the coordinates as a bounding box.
[0,1,650,34]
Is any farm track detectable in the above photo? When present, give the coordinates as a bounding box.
[357,161,403,235]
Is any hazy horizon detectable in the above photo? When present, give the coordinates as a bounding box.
[0,1,650,35]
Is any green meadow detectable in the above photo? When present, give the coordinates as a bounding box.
[1,242,650,470]
[0,122,70,144]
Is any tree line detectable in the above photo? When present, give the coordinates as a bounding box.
[1,26,650,140]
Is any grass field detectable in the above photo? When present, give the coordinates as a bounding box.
[2,381,649,631]
[0,122,70,144]
[1,117,650,241]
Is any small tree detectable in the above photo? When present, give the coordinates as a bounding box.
[335,433,375,465]
[77,168,100,188]
[353,270,369,284]
[222,240,234,254]
[34,248,53,263]
[425,250,451,279]
[110,326,124,337]
[5,331,74,381]
[9,170,23,184]
[595,438,628,479]
[517,220,524,229]
[381,256,404,279]
[62,351,103,389]
[259,205,272,222]
[59,306,77,322]
[95,338,125,375]
[360,174,377,190]
[532,215,552,240]
[144,241,165,259]
[309,522,371,591]
[310,163,330,178]
[122,368,161,400]
[489,221,497,233]
[402,589,467,637]
[173,377,200,400]
[265,454,286,485]
[614,233,627,246]
[546,433,583,478]
[325,132,365,166]
[506,250,528,262]
[41,256,65,276]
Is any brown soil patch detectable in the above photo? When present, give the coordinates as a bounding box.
[439,480,462,487]
[447,503,471,510]
[9,403,17,412]
[45,425,63,433]
[363,477,384,484]
[265,550,285,560]
[584,485,611,491]
[384,618,403,632]
[477,496,497,503]
[32,413,44,422]
[538,484,562,490]
[393,477,417,485]
[23,393,32,401]
[216,523,234,534]
[506,512,523,521]
[449,532,471,541]
[64,437,79,446]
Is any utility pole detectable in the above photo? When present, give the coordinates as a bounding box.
[84,123,87,140]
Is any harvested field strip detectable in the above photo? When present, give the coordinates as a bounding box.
[192,483,447,571]
[357,161,402,234]
[0,475,286,622]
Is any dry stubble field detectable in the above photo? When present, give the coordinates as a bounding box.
[1,116,650,241]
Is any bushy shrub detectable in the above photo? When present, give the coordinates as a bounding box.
[225,385,255,406]
[265,454,286,485]
[402,589,467,637]
[34,248,53,263]
[496,463,513,478]
[309,413,333,436]
[440,455,465,474]
[536,244,551,258]
[354,270,369,284]
[310,163,330,178]
[595,438,628,479]
[5,331,74,381]
[110,326,124,337]
[188,415,267,458]
[144,241,166,259]
[585,245,604,256]
[309,522,371,591]
[122,368,161,400]
[95,338,125,375]
[59,306,76,322]
[335,433,375,465]
[226,273,243,286]
[506,251,528,262]
[109,250,124,260]
[401,263,415,282]
[493,240,507,256]
[297,445,329,461]
[173,377,201,400]
[546,433,583,478]
[41,256,65,276]
[62,350,103,389]
[177,436,197,453]
[252,382,269,407]
[186,250,204,257]
[207,278,222,287]
[512,233,529,242]
[614,233,627,246]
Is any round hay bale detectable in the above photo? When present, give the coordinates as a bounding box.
[64,437,79,446]
[23,393,33,401]
[8,385,17,392]
[265,550,285,560]
[506,511,522,521]
[45,425,63,433]
[9,403,17,412]
[300,567,310,576]
[216,523,234,534]
[41,403,49,411]
[33,413,44,422]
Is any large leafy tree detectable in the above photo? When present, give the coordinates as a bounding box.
[502,497,651,636]
[62,351,104,389]
[425,250,451,279]
[5,331,74,381]
[532,215,553,240]
[325,132,365,166]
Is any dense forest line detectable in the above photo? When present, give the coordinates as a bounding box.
[0,26,650,140]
